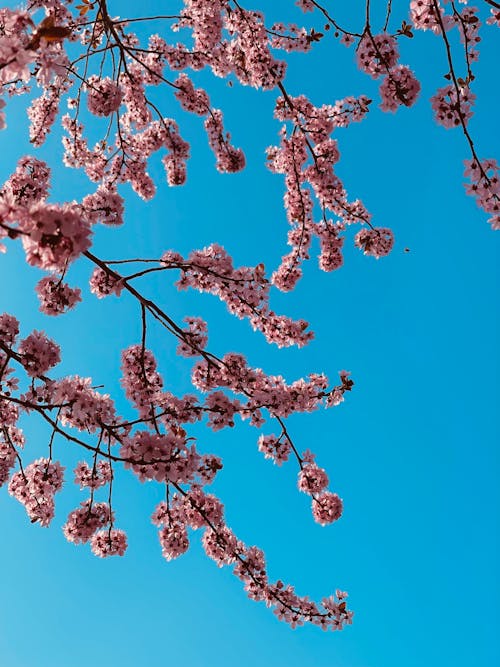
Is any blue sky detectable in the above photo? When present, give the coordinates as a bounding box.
[0,2,499,666]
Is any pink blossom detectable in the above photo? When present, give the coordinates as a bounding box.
[202,526,240,566]
[176,0,226,54]
[204,110,245,173]
[18,331,60,376]
[159,522,190,561]
[53,375,119,433]
[258,433,291,465]
[182,487,224,529]
[120,430,200,484]
[82,186,124,226]
[410,0,444,33]
[21,203,91,272]
[63,501,111,544]
[36,277,82,316]
[431,85,475,128]
[121,344,164,418]
[312,492,343,525]
[270,23,312,53]
[317,222,344,272]
[298,464,329,494]
[0,313,19,346]
[354,227,394,258]
[89,267,123,298]
[379,66,421,112]
[341,34,356,47]
[174,73,210,115]
[295,0,315,12]
[8,458,64,526]
[177,317,208,357]
[0,97,6,130]
[74,461,112,489]
[91,528,128,557]
[28,87,62,146]
[356,33,399,79]
[86,76,123,117]
[0,438,17,486]
[224,7,287,89]
[463,158,500,223]
[487,8,500,27]
[4,157,50,207]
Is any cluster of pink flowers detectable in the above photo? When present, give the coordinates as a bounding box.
[61,115,107,181]
[120,430,200,484]
[177,317,208,357]
[0,9,36,85]
[409,2,485,190]
[174,73,210,115]
[267,93,376,289]
[487,8,500,27]
[28,82,70,147]
[82,185,124,226]
[122,337,351,444]
[464,159,500,229]
[410,0,446,33]
[91,529,128,557]
[161,245,312,347]
[74,460,112,489]
[0,159,94,272]
[0,436,18,486]
[317,222,344,272]
[121,344,164,418]
[0,385,23,486]
[3,156,50,207]
[86,76,123,117]
[63,500,112,544]
[18,330,60,377]
[193,355,353,430]
[176,0,227,54]
[21,203,91,272]
[89,267,123,298]
[344,30,420,113]
[223,8,287,89]
[354,227,395,258]
[258,434,292,465]
[204,110,245,173]
[149,486,351,629]
[312,492,344,526]
[0,0,498,634]
[52,375,119,433]
[455,5,482,63]
[192,353,327,418]
[431,84,476,128]
[153,502,190,561]
[0,312,19,346]
[8,458,64,526]
[298,463,329,494]
[269,22,312,53]
[161,119,191,186]
[295,0,315,11]
[379,66,421,112]
[356,33,399,78]
[36,276,82,316]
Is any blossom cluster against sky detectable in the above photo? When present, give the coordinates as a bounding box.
[0,1,499,665]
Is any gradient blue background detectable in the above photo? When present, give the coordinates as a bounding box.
[0,1,498,665]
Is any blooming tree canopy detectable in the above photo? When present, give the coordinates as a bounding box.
[0,0,498,632]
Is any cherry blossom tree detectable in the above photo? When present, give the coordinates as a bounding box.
[0,0,498,632]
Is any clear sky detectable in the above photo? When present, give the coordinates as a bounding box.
[0,2,499,666]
